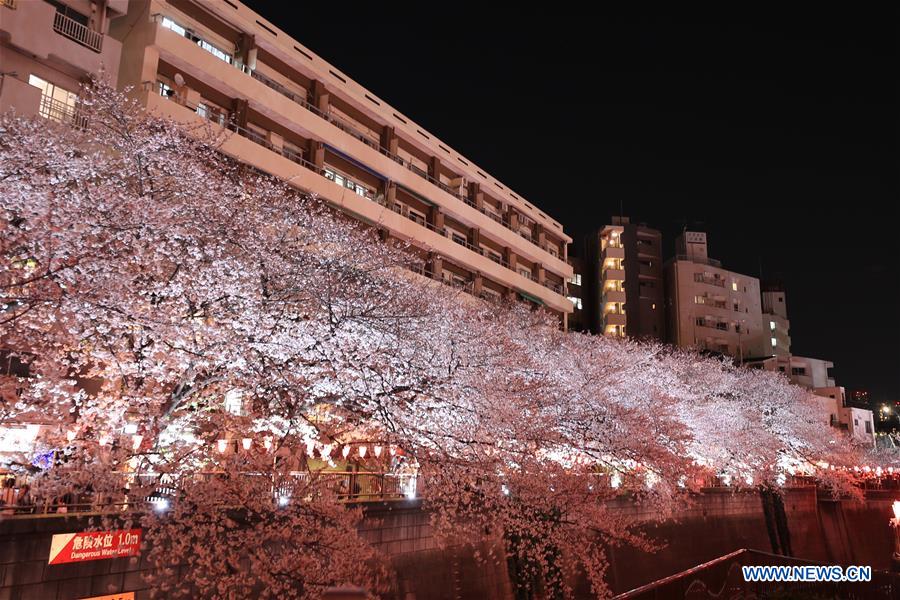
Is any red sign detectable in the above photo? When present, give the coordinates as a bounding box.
[48,528,142,565]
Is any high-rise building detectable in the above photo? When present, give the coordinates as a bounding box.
[99,0,573,326]
[575,217,665,340]
[760,283,791,357]
[0,0,127,121]
[664,232,764,360]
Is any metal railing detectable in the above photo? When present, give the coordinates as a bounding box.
[694,273,726,287]
[53,11,103,52]
[155,93,567,303]
[2,0,16,9]
[0,471,417,518]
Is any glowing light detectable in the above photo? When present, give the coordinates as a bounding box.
[153,498,169,512]
[501,484,510,496]
[893,501,900,523]
[341,445,350,459]
[610,472,622,489]
[242,438,252,450]
[217,439,228,453]
[373,445,382,458]
[358,446,367,458]
[123,422,138,434]
[321,444,333,458]
[131,434,143,450]
[389,446,397,456]
[278,495,290,507]
[66,430,76,442]
[305,439,316,457]
[98,436,108,446]
[263,437,272,451]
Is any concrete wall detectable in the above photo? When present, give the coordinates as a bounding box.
[1,489,896,599]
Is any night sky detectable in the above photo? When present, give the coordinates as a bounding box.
[245,3,899,402]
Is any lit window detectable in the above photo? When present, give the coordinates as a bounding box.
[651,303,656,310]
[770,320,776,331]
[771,337,777,347]
[161,17,187,36]
[732,282,738,291]
[28,75,78,123]
[568,296,582,310]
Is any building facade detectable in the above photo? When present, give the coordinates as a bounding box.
[760,283,791,358]
[574,217,665,340]
[102,0,573,325]
[0,0,127,121]
[664,232,764,360]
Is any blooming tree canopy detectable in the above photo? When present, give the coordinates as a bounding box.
[0,81,867,599]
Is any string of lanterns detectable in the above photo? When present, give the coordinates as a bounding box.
[63,426,400,461]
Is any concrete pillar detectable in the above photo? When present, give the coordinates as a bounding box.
[310,80,330,113]
[535,264,546,285]
[506,207,519,231]
[472,273,483,295]
[535,224,547,249]
[236,33,256,68]
[428,206,444,232]
[428,156,441,181]
[470,183,484,211]
[468,228,481,250]
[429,254,443,280]
[231,98,249,128]
[307,140,325,170]
[504,247,517,271]
[380,126,399,155]
[385,181,397,207]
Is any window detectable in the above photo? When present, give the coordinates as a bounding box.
[695,317,706,327]
[451,233,467,246]
[865,421,872,434]
[771,337,777,347]
[732,282,738,291]
[161,17,233,64]
[28,75,78,124]
[567,274,582,286]
[651,303,656,310]
[408,208,426,226]
[518,267,532,280]
[778,366,786,372]
[568,296,583,310]
[792,367,806,376]
[770,320,776,331]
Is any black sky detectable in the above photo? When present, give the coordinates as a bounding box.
[245,3,899,402]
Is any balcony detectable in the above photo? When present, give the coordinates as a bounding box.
[601,245,625,260]
[604,313,627,327]
[150,15,570,276]
[602,290,626,304]
[142,91,572,313]
[53,11,102,52]
[1,1,121,78]
[603,268,625,281]
[694,273,726,288]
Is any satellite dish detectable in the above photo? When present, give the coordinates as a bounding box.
[174,73,185,86]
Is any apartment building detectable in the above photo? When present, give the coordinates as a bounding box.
[102,0,573,325]
[664,232,764,360]
[0,0,127,121]
[761,283,791,357]
[566,256,586,332]
[573,217,665,340]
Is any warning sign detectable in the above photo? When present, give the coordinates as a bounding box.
[48,528,142,565]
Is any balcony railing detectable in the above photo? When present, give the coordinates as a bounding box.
[53,11,103,52]
[694,273,726,287]
[2,0,17,9]
[155,93,568,302]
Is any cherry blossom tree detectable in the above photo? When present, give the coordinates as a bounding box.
[0,80,866,599]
